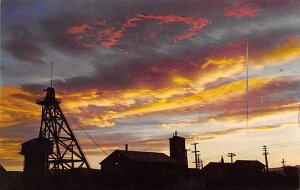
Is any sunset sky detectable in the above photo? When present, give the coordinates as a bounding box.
[1,0,300,171]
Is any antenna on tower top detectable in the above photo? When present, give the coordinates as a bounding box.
[51,61,53,87]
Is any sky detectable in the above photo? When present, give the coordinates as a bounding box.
[1,0,300,171]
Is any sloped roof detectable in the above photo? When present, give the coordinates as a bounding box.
[234,160,265,168]
[203,162,234,170]
[203,160,265,171]
[0,164,7,173]
[101,150,179,164]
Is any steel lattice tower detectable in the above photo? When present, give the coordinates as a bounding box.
[36,87,90,171]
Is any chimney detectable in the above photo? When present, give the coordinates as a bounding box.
[125,144,128,152]
[169,132,188,168]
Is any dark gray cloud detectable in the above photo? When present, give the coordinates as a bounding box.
[2,26,46,64]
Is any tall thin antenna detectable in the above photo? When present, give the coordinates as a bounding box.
[246,41,249,129]
[51,61,53,87]
[298,104,300,127]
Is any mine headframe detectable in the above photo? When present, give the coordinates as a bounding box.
[36,87,90,171]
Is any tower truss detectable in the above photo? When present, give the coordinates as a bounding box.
[36,87,90,171]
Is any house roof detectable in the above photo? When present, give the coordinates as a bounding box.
[100,150,179,164]
[203,160,265,171]
[203,162,234,170]
[234,160,265,168]
[0,164,6,174]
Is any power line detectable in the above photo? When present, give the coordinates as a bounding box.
[78,126,108,155]
[202,140,300,162]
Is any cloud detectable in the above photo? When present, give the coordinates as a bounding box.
[68,23,92,34]
[68,14,208,47]
[189,124,285,142]
[0,137,23,165]
[40,12,92,55]
[0,86,40,128]
[3,27,46,64]
[224,1,260,18]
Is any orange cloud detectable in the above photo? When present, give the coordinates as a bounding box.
[0,137,24,170]
[0,86,40,128]
[253,36,300,68]
[77,77,272,127]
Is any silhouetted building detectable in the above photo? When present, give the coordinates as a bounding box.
[234,160,265,174]
[21,138,53,190]
[269,166,299,189]
[0,164,8,189]
[169,131,188,168]
[100,150,181,189]
[101,150,179,172]
[0,164,22,190]
[202,160,265,188]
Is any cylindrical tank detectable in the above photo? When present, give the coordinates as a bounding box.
[21,138,53,190]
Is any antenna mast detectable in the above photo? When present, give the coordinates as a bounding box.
[51,61,53,87]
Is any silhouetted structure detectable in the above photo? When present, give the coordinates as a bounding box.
[0,165,22,190]
[263,145,269,172]
[36,87,90,170]
[203,160,265,188]
[169,131,188,168]
[191,143,200,169]
[227,152,236,163]
[21,138,52,190]
[19,87,91,190]
[100,149,181,189]
[269,166,299,189]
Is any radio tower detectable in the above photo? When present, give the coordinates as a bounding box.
[36,63,90,171]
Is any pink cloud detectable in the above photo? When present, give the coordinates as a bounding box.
[137,14,208,42]
[224,3,259,18]
[67,14,207,47]
[68,23,92,34]
[144,31,156,40]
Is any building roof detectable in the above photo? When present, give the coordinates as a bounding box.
[0,164,7,174]
[203,160,265,171]
[234,160,265,168]
[101,150,179,164]
[203,162,234,170]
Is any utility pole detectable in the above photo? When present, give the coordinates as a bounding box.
[281,158,286,168]
[191,143,199,169]
[227,152,236,163]
[199,158,203,169]
[263,145,269,172]
[196,154,201,169]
